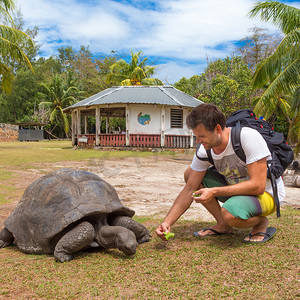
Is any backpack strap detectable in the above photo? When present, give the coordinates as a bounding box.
[195,143,214,165]
[230,122,246,162]
[231,124,281,217]
[268,164,281,218]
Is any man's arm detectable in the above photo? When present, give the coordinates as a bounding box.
[193,157,268,204]
[155,169,206,239]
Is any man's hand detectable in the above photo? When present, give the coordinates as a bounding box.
[155,222,171,240]
[193,187,216,203]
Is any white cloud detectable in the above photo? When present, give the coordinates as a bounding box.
[155,61,207,84]
[16,0,300,82]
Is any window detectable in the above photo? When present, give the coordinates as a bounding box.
[170,109,183,128]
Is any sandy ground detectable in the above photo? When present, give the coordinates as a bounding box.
[0,154,299,228]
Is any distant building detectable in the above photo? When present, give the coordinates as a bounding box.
[64,85,202,148]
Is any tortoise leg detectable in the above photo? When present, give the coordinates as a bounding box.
[0,227,14,248]
[54,221,94,263]
[96,225,137,256]
[110,216,151,244]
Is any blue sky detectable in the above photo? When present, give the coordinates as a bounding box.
[17,0,300,84]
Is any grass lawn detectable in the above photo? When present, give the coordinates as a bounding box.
[0,141,299,299]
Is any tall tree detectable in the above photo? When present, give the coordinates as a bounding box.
[106,50,163,86]
[0,67,38,122]
[39,74,86,136]
[58,46,117,95]
[236,26,281,71]
[174,56,254,116]
[248,1,300,152]
[0,0,34,92]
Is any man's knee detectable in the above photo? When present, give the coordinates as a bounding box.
[221,208,236,226]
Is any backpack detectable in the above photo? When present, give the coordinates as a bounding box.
[196,109,294,218]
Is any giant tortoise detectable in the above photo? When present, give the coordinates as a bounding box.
[0,169,150,262]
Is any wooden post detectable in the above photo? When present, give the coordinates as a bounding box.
[76,109,81,135]
[71,110,76,146]
[190,130,194,148]
[95,107,100,146]
[84,114,88,134]
[126,104,130,146]
[106,117,109,134]
[161,105,165,147]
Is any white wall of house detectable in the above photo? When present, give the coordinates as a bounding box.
[129,105,161,134]
[128,105,193,135]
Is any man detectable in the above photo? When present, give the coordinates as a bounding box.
[156,104,285,243]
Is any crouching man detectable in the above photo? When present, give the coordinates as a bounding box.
[156,104,285,243]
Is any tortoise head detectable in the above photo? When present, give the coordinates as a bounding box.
[115,228,137,256]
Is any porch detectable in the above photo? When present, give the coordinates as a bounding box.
[77,133,195,148]
[64,86,203,149]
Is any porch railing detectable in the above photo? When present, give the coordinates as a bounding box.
[165,135,191,148]
[99,134,126,146]
[77,133,194,148]
[130,134,161,147]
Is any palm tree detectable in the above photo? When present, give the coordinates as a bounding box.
[106,50,163,86]
[0,0,34,93]
[39,74,86,136]
[248,1,300,153]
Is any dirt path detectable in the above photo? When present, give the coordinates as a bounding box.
[0,154,298,228]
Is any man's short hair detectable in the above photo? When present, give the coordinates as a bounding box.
[186,103,226,131]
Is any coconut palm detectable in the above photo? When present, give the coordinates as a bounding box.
[107,50,163,86]
[39,74,86,136]
[248,1,300,153]
[0,0,34,93]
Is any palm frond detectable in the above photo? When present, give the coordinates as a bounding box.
[252,29,300,88]
[141,78,164,86]
[121,79,133,86]
[58,106,69,134]
[0,0,15,22]
[0,61,13,92]
[248,1,300,34]
[39,101,53,109]
[0,26,34,70]
[288,111,300,155]
[259,58,300,99]
[132,66,145,80]
[49,108,58,123]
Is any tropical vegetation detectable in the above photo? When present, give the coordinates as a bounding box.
[174,56,254,116]
[248,0,300,152]
[0,0,34,93]
[0,0,298,151]
[106,50,163,86]
[39,73,86,136]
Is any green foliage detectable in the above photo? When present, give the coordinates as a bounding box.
[0,68,39,122]
[39,73,86,136]
[0,1,34,93]
[248,1,300,154]
[175,56,254,117]
[58,45,117,96]
[107,50,163,86]
[174,75,205,98]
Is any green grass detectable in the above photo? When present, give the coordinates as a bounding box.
[0,210,299,299]
[0,141,298,299]
[0,141,175,168]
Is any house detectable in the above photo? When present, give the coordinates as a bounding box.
[64,85,202,148]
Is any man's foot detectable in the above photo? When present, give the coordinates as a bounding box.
[243,217,269,242]
[194,224,233,237]
[243,227,277,244]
